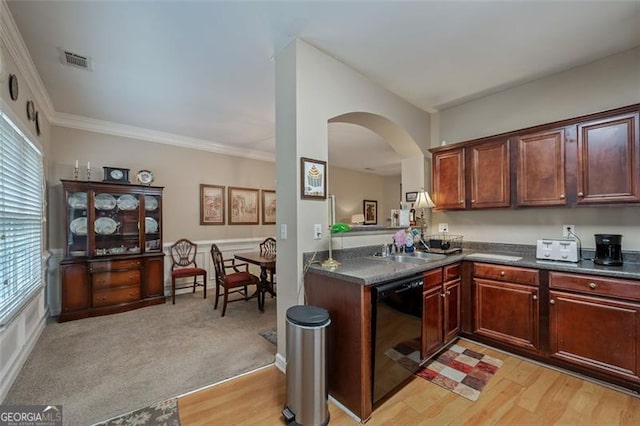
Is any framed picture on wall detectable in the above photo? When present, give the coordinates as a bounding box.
[262,190,276,224]
[200,184,225,225]
[300,157,327,200]
[406,191,418,203]
[229,187,259,225]
[363,199,377,225]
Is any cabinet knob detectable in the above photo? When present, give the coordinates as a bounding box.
[589,282,597,289]
[532,294,538,301]
[500,271,505,277]
[577,192,584,197]
[471,199,475,203]
[441,293,446,298]
[560,194,565,199]
[460,200,464,204]
[550,299,556,305]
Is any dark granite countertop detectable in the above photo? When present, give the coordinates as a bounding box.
[305,244,640,285]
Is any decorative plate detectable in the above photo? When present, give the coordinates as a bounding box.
[116,194,139,210]
[145,217,159,233]
[9,74,18,101]
[144,195,158,211]
[70,217,87,235]
[136,170,154,185]
[95,217,118,235]
[68,192,87,209]
[95,193,117,210]
[26,100,35,121]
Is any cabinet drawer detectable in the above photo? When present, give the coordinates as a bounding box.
[424,268,443,289]
[92,270,141,290]
[444,263,461,281]
[550,272,640,302]
[474,262,539,286]
[93,286,141,307]
[89,259,142,273]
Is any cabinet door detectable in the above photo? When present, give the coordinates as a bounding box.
[433,148,465,210]
[469,138,510,208]
[516,128,566,206]
[549,290,640,382]
[422,285,444,359]
[577,112,640,203]
[474,278,539,352]
[60,263,90,312]
[444,278,461,343]
[144,256,165,298]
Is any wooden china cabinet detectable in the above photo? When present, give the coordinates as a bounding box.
[59,179,165,322]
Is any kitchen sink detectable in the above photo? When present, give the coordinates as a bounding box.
[372,252,446,263]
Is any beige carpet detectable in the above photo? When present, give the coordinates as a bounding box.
[4,292,277,425]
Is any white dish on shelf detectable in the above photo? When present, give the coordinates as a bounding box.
[144,195,158,211]
[95,193,117,210]
[70,217,87,235]
[145,217,159,233]
[68,192,87,209]
[117,194,139,210]
[69,250,86,257]
[95,217,119,235]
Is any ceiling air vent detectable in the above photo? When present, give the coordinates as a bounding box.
[59,49,92,71]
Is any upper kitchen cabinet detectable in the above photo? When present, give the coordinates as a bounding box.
[432,148,465,210]
[469,138,510,209]
[576,112,640,204]
[515,128,567,207]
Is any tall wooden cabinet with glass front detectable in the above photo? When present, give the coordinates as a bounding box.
[59,179,165,322]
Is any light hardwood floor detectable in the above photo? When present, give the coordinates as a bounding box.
[178,340,640,425]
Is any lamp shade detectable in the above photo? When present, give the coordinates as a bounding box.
[351,213,365,224]
[414,189,436,209]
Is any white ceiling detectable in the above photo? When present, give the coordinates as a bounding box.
[6,1,640,176]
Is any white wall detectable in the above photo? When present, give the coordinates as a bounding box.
[274,39,431,362]
[433,47,640,250]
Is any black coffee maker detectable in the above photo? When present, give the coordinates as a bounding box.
[594,234,623,266]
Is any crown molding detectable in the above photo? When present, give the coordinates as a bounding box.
[0,0,55,121]
[51,112,276,163]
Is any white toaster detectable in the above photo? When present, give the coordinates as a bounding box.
[536,238,580,262]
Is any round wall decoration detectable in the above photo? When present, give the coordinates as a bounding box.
[9,73,18,101]
[26,100,35,121]
[35,111,41,136]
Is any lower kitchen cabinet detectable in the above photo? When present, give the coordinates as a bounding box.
[422,263,461,359]
[473,263,540,353]
[549,272,640,384]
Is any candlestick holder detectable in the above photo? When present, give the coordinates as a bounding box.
[74,166,79,180]
[86,166,91,181]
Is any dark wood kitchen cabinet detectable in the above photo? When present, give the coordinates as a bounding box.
[59,179,165,322]
[576,112,640,204]
[432,148,465,210]
[469,138,510,208]
[515,128,567,206]
[473,263,540,353]
[549,272,640,384]
[422,263,461,359]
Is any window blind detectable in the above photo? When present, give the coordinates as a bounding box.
[0,110,44,326]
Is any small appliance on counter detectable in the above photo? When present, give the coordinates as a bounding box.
[594,234,623,266]
[536,238,580,262]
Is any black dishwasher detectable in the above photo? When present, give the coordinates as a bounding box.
[371,274,423,404]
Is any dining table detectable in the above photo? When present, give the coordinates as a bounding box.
[234,251,276,312]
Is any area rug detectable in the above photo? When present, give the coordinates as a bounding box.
[94,398,179,426]
[385,341,503,401]
[259,327,277,346]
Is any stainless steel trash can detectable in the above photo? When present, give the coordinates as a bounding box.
[283,305,330,426]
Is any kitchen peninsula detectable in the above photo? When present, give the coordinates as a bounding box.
[305,244,640,422]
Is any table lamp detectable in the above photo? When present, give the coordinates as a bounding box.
[414,188,436,240]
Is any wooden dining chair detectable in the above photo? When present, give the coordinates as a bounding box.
[259,237,277,295]
[169,239,207,304]
[210,243,260,317]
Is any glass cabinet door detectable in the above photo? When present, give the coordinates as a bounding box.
[67,190,88,256]
[93,191,141,256]
[143,194,161,253]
